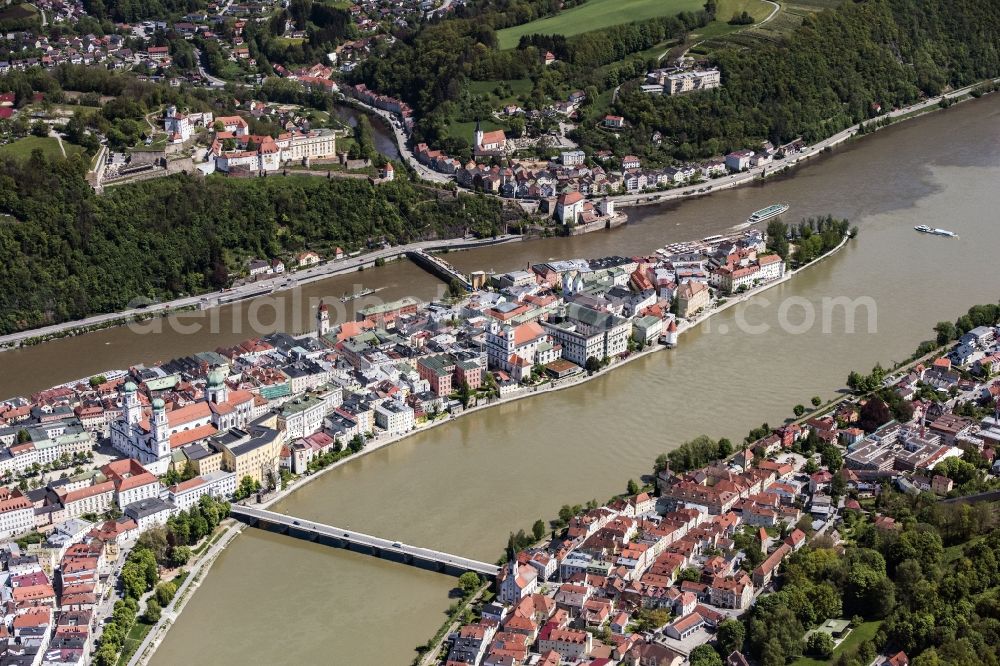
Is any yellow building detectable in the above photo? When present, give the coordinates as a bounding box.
[676,281,710,318]
[217,426,284,489]
[176,441,224,476]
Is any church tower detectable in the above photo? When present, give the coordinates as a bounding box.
[473,119,483,151]
[151,398,171,459]
[205,367,229,405]
[504,324,515,356]
[123,382,142,428]
[317,300,330,338]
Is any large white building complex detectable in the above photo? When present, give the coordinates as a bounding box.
[210,123,337,175]
[110,368,255,474]
[543,303,631,367]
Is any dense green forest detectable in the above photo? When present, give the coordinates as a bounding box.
[353,0,999,163]
[0,155,509,335]
[81,0,205,23]
[581,0,1000,162]
[735,490,1000,666]
[448,0,585,31]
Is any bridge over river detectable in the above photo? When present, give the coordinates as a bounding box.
[406,249,474,290]
[231,505,499,578]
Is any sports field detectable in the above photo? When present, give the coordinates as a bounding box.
[497,0,705,49]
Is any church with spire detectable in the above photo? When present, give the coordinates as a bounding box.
[473,119,508,157]
[110,367,255,474]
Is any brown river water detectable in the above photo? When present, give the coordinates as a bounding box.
[3,95,999,665]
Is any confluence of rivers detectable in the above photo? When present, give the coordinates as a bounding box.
[5,95,1000,665]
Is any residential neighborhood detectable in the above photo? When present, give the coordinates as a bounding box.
[439,320,1000,666]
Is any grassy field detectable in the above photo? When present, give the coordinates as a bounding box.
[944,534,986,563]
[716,0,775,23]
[692,0,838,53]
[0,136,84,160]
[447,118,505,142]
[116,621,154,666]
[791,621,882,666]
[685,0,779,51]
[46,103,102,118]
[497,0,705,49]
[0,2,39,27]
[743,0,842,39]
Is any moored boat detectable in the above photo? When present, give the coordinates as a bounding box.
[734,203,789,230]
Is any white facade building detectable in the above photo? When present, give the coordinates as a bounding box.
[665,68,720,95]
[543,303,630,367]
[0,493,34,539]
[278,395,327,440]
[374,400,415,435]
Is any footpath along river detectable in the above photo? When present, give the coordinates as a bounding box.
[4,95,999,664]
[137,95,1000,664]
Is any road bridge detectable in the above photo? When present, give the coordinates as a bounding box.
[231,505,499,578]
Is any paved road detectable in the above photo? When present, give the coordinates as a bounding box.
[425,0,455,19]
[91,549,128,641]
[233,505,499,577]
[604,80,996,208]
[346,98,452,183]
[48,129,66,158]
[193,47,227,88]
[0,235,519,351]
[28,3,46,26]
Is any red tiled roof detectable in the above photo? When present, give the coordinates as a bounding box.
[167,401,212,428]
[169,423,218,449]
[61,481,114,505]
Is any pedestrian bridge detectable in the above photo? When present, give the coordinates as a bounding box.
[231,505,499,579]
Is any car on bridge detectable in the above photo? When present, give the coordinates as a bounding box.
[392,542,402,548]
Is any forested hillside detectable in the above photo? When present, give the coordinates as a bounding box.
[579,0,1000,162]
[354,0,999,162]
[352,11,709,151]
[81,0,204,23]
[0,154,508,335]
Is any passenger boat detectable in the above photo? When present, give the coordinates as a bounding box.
[745,203,789,225]
[914,225,958,238]
[731,203,790,231]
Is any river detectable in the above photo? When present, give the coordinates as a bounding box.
[332,103,401,160]
[6,95,1000,664]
